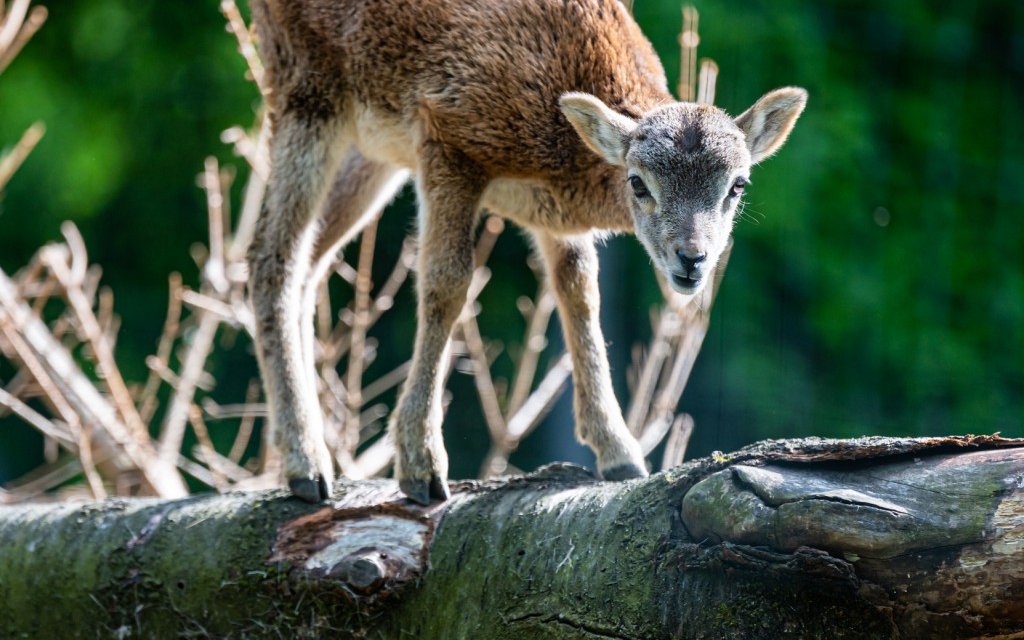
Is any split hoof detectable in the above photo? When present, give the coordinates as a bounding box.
[288,475,332,503]
[399,475,451,505]
[601,462,648,481]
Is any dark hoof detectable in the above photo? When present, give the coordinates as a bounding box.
[289,475,331,503]
[400,475,450,505]
[399,479,430,505]
[601,462,648,481]
[429,475,451,501]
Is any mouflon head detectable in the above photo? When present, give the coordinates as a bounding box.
[561,87,807,297]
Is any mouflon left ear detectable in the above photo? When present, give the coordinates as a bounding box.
[734,87,808,164]
[559,92,638,166]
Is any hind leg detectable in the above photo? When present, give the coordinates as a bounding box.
[298,152,409,460]
[312,152,410,273]
[249,108,345,503]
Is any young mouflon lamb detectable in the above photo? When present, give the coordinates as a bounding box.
[247,0,807,504]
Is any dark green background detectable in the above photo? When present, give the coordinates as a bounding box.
[1,0,1021,487]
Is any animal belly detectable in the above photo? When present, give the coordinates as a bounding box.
[352,104,416,168]
[484,178,635,235]
[482,178,581,233]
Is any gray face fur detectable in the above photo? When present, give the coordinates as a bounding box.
[561,87,808,298]
[626,104,750,295]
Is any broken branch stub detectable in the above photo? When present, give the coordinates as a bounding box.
[270,497,436,600]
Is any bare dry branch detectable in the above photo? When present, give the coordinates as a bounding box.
[225,117,270,260]
[505,351,572,444]
[219,0,266,94]
[145,355,215,394]
[0,267,187,497]
[460,307,507,443]
[660,413,694,469]
[480,352,573,478]
[175,453,219,488]
[359,359,411,407]
[155,310,220,464]
[41,230,151,451]
[507,287,556,417]
[344,218,379,459]
[625,309,676,435]
[351,433,394,479]
[227,378,261,463]
[677,5,699,102]
[0,0,32,51]
[179,290,241,327]
[369,237,416,319]
[96,286,118,352]
[187,406,228,491]
[696,58,719,105]
[0,122,43,191]
[74,422,106,499]
[474,216,505,265]
[202,399,266,421]
[323,239,416,366]
[138,273,184,425]
[0,457,83,504]
[200,157,230,294]
[0,2,45,75]
[0,387,72,447]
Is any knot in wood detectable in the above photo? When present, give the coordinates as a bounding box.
[270,503,435,602]
[338,552,387,594]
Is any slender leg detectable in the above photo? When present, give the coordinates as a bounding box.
[248,110,344,503]
[310,151,411,275]
[298,152,409,444]
[390,143,483,504]
[534,231,648,480]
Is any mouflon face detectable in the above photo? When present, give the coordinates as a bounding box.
[561,87,807,298]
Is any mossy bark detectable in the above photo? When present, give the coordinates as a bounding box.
[1,436,1022,639]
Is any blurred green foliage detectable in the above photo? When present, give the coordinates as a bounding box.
[1,0,1021,485]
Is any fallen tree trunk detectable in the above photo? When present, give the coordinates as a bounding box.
[1,435,1022,639]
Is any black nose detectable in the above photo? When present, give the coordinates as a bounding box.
[675,250,706,273]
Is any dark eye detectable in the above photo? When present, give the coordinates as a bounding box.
[729,177,749,198]
[629,175,651,199]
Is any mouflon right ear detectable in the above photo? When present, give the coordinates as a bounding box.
[560,92,638,166]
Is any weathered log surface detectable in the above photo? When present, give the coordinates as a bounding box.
[0,435,1021,639]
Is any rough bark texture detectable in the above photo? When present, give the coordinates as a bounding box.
[1,435,1022,639]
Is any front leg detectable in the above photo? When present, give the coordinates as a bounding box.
[390,142,483,504]
[535,232,648,480]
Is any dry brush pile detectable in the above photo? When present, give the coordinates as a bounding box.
[0,0,725,503]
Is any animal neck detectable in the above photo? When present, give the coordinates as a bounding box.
[580,163,636,234]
